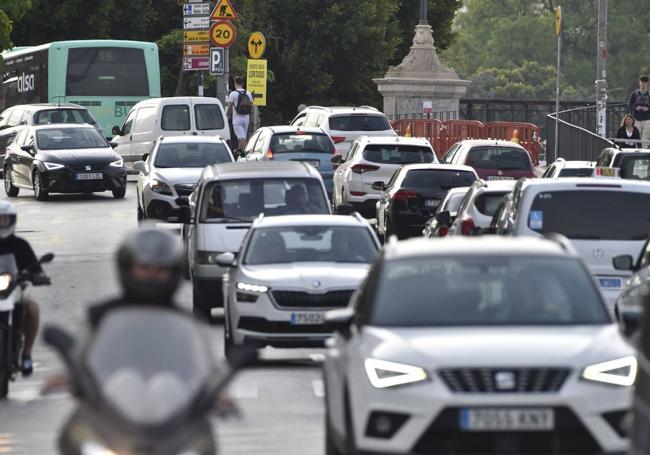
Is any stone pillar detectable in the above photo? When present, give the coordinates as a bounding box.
[374,24,470,119]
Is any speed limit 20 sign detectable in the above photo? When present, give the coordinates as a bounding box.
[209,21,237,48]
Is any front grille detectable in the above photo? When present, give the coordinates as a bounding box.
[68,164,104,172]
[174,184,196,196]
[238,317,333,334]
[272,290,354,308]
[438,368,571,393]
[412,407,601,454]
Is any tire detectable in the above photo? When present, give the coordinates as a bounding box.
[223,321,235,362]
[32,171,49,201]
[324,376,345,455]
[383,217,392,244]
[192,283,213,323]
[3,167,18,197]
[342,388,357,455]
[112,187,126,199]
[137,206,145,223]
[0,313,10,399]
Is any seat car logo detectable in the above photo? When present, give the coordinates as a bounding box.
[312,280,322,288]
[85,165,91,171]
[494,371,516,390]
[593,248,604,258]
[17,73,35,93]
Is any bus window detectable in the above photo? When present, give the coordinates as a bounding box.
[161,105,190,131]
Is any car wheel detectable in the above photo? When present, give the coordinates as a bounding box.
[192,283,213,323]
[32,171,49,201]
[342,387,358,455]
[112,187,126,199]
[137,206,145,223]
[223,321,235,362]
[383,217,391,244]
[0,319,9,399]
[3,167,18,197]
[324,375,345,455]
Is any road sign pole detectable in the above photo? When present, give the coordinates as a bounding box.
[198,71,204,96]
[554,6,562,163]
[596,0,608,137]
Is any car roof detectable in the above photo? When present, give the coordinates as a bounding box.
[555,160,595,168]
[30,123,96,131]
[158,135,228,144]
[356,135,431,146]
[457,139,527,150]
[521,177,650,191]
[5,103,86,112]
[202,160,322,181]
[474,179,518,190]
[401,163,477,174]
[263,125,326,135]
[252,214,370,228]
[385,236,567,260]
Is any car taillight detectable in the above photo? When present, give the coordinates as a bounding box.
[393,190,417,202]
[266,149,273,159]
[438,226,449,237]
[351,164,380,174]
[461,216,475,236]
[331,136,346,144]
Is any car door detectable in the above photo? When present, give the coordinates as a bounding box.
[6,128,27,184]
[15,128,35,186]
[247,130,268,161]
[160,102,192,138]
[192,101,229,140]
[130,106,157,162]
[113,109,136,163]
[334,143,358,204]
[376,168,401,236]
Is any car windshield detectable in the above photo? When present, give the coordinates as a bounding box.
[328,115,391,132]
[558,168,594,177]
[154,143,231,168]
[34,109,96,126]
[200,178,329,222]
[363,145,434,164]
[620,157,650,180]
[367,256,609,327]
[440,191,467,213]
[528,190,650,240]
[474,192,509,216]
[36,127,107,150]
[270,133,332,153]
[403,169,476,189]
[244,226,378,265]
[467,147,532,170]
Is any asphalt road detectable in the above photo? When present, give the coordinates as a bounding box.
[0,182,324,454]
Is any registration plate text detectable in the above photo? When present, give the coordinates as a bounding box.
[460,408,554,431]
[290,312,325,325]
[75,173,103,180]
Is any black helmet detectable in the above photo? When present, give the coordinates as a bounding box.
[116,227,183,304]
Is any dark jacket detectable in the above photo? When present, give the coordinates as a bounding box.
[616,126,641,148]
[88,297,182,330]
[627,90,650,121]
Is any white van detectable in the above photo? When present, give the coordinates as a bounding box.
[111,97,230,169]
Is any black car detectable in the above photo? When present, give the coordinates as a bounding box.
[4,124,126,200]
[374,164,478,241]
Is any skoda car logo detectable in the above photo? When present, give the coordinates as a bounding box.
[312,280,322,288]
[85,165,91,171]
[494,371,516,391]
[593,248,604,258]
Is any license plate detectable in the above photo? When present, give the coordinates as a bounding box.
[460,408,554,432]
[75,172,103,180]
[487,176,514,181]
[290,312,325,325]
[598,277,622,289]
[425,199,440,208]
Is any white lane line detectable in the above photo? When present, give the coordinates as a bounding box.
[312,379,325,398]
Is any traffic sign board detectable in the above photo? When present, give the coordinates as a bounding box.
[247,32,266,59]
[209,20,237,48]
[183,44,210,56]
[183,16,209,30]
[183,3,211,16]
[210,48,225,75]
[210,0,238,20]
[184,30,209,43]
[247,59,267,106]
[183,56,210,71]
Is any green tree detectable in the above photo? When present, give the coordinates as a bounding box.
[0,0,31,50]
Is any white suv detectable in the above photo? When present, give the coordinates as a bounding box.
[332,136,437,217]
[290,106,396,156]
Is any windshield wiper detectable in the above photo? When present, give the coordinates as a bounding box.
[211,216,252,223]
[567,234,601,240]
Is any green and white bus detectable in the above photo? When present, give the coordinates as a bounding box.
[0,40,160,136]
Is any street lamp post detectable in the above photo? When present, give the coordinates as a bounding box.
[419,0,428,25]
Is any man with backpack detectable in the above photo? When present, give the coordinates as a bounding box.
[227,76,253,153]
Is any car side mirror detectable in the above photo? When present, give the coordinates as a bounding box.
[108,141,118,149]
[20,144,33,153]
[141,152,149,162]
[215,252,236,268]
[619,307,643,338]
[133,161,147,173]
[613,255,635,271]
[371,181,386,191]
[112,125,122,136]
[435,210,451,226]
[326,307,355,339]
[331,155,343,164]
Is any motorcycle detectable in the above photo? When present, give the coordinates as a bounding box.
[0,252,53,398]
[44,306,256,455]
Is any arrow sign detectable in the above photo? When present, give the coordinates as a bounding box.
[183,16,209,30]
[183,3,211,16]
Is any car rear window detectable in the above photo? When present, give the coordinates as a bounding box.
[558,168,594,177]
[270,132,333,153]
[474,192,509,216]
[154,143,231,168]
[328,115,391,132]
[620,156,650,180]
[161,105,190,131]
[34,109,96,126]
[528,190,650,240]
[362,145,434,164]
[467,147,532,170]
[403,169,476,189]
[194,104,225,130]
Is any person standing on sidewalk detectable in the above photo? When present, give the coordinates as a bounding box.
[627,75,650,148]
[226,76,253,153]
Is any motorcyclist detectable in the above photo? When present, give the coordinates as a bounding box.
[0,201,49,376]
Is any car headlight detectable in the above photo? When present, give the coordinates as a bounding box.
[582,356,637,386]
[0,274,12,291]
[81,442,117,455]
[237,282,268,293]
[109,157,123,167]
[43,161,65,171]
[150,179,173,195]
[364,358,428,389]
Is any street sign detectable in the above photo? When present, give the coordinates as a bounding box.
[247,32,266,59]
[210,48,225,75]
[209,20,237,48]
[183,56,210,71]
[247,59,267,106]
[184,30,209,43]
[183,44,210,56]
[555,6,562,36]
[183,16,209,30]
[183,3,211,16]
[210,0,238,20]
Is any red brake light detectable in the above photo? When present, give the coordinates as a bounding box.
[461,216,476,236]
[266,149,273,159]
[392,190,417,201]
[331,136,346,144]
[351,164,380,174]
[438,226,449,237]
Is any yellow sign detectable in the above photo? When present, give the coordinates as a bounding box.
[210,0,238,20]
[247,59,267,107]
[184,31,209,43]
[183,44,210,56]
[555,6,562,36]
[247,32,266,59]
[210,20,237,48]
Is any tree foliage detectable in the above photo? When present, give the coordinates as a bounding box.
[0,0,31,51]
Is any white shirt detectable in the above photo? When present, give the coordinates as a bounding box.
[228,89,253,125]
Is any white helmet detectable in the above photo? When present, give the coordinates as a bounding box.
[0,202,17,239]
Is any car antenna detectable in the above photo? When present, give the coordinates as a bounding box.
[52,95,65,107]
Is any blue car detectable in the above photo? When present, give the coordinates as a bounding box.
[238,126,336,195]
